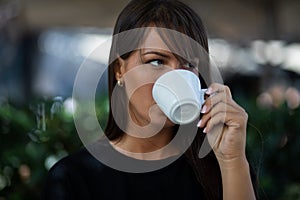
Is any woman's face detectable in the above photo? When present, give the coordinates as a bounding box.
[115,28,197,129]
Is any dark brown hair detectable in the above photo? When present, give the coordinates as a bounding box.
[104,0,257,199]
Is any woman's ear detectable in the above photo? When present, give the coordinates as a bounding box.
[114,57,126,81]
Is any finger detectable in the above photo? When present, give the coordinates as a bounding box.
[204,111,244,134]
[206,123,225,150]
[202,90,247,115]
[201,92,233,114]
[198,102,240,128]
[202,87,233,114]
[207,100,245,117]
[206,83,232,99]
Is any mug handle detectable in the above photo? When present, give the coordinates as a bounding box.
[199,89,208,104]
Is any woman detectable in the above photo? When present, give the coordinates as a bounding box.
[43,0,258,199]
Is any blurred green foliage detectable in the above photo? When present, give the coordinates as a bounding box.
[235,91,300,200]
[0,95,108,200]
[0,92,299,199]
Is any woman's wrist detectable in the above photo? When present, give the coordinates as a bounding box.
[217,155,249,171]
[219,156,256,200]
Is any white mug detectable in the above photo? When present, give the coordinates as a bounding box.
[152,69,206,124]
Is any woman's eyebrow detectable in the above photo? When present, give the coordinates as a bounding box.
[142,51,171,58]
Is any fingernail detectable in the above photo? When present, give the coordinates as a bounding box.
[201,105,207,113]
[203,127,207,133]
[206,87,212,94]
[197,120,202,127]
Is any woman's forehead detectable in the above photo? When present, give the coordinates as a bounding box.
[140,28,171,52]
[141,48,174,57]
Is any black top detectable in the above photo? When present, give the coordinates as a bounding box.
[43,141,204,200]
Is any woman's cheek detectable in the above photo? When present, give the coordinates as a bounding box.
[129,86,153,114]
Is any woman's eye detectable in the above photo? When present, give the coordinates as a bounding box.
[147,59,164,67]
[183,63,196,69]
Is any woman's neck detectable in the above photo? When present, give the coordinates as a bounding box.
[110,126,179,160]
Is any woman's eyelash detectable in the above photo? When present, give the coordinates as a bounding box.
[145,59,196,69]
[146,59,164,66]
[182,63,196,69]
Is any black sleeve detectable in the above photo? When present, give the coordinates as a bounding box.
[42,163,72,200]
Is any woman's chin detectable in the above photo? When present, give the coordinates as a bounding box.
[150,115,175,128]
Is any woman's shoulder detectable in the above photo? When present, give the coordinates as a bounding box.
[43,146,116,199]
[43,147,112,199]
[48,147,107,178]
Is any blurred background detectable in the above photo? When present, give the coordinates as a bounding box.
[0,0,300,199]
